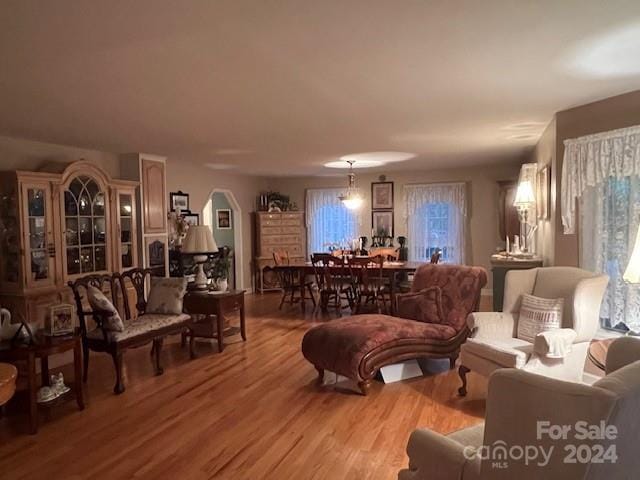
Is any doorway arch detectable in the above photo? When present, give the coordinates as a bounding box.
[202,189,244,290]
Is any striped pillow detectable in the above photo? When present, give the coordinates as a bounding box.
[517,294,563,343]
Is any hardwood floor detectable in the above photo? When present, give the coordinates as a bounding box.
[0,293,490,480]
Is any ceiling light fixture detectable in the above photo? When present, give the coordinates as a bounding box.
[338,160,364,210]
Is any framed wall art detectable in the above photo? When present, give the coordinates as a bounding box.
[182,212,200,226]
[216,209,232,229]
[169,191,190,212]
[371,182,394,209]
[372,210,394,237]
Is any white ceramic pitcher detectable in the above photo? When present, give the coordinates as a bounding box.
[0,308,20,341]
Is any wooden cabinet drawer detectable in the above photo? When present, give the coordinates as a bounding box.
[260,226,282,235]
[260,244,303,256]
[281,226,303,235]
[263,235,301,245]
[259,218,282,227]
[282,218,302,226]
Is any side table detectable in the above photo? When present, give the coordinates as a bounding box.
[182,290,246,353]
[0,332,84,434]
[588,338,615,372]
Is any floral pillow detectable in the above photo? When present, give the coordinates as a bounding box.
[146,277,188,315]
[87,286,124,332]
[396,286,444,325]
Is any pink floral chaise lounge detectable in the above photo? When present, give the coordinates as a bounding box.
[302,264,488,395]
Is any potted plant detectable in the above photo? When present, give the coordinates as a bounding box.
[211,253,232,291]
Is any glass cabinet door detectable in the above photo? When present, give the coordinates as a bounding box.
[22,183,55,287]
[63,176,109,276]
[118,193,135,269]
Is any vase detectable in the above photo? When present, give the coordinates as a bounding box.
[216,278,228,292]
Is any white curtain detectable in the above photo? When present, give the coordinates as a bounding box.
[562,125,640,234]
[306,188,359,254]
[562,125,640,333]
[404,183,467,264]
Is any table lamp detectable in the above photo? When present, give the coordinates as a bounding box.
[182,225,218,290]
[513,179,535,253]
[624,224,640,284]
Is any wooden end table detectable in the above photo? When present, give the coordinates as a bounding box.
[0,331,84,434]
[588,338,615,372]
[182,290,246,353]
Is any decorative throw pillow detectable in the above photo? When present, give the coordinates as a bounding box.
[396,287,444,325]
[517,294,564,343]
[145,277,188,315]
[87,286,124,332]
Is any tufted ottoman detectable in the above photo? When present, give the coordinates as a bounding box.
[302,314,465,395]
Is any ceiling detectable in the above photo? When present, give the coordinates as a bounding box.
[2,1,640,176]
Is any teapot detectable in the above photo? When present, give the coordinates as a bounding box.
[0,308,20,341]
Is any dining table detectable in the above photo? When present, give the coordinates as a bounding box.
[273,260,426,315]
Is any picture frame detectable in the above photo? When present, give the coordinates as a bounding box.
[372,210,394,237]
[216,209,232,229]
[536,165,550,220]
[371,181,394,209]
[182,212,200,226]
[169,191,190,212]
[47,303,75,336]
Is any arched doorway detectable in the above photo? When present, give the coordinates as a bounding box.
[203,189,243,290]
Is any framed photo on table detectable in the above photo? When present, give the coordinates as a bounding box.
[47,304,75,336]
[372,210,394,237]
[216,209,232,229]
[371,182,394,209]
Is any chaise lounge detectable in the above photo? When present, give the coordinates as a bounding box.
[301,264,487,394]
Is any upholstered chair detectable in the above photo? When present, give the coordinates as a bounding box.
[399,336,640,480]
[458,267,608,395]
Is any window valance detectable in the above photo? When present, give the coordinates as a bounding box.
[404,182,467,218]
[562,125,640,234]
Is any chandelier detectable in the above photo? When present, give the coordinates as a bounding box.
[338,160,364,209]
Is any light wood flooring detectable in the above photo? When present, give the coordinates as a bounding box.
[0,293,492,480]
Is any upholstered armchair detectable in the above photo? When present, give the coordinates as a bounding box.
[399,336,640,480]
[458,267,608,395]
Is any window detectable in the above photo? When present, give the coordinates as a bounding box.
[306,188,358,254]
[581,177,640,334]
[405,183,466,264]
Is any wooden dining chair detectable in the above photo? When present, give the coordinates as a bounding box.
[430,250,442,264]
[310,253,352,314]
[273,251,316,310]
[347,256,388,314]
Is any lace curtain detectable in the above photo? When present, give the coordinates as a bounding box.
[562,125,640,333]
[404,183,467,264]
[562,125,640,234]
[306,188,359,254]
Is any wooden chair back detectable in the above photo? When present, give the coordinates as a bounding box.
[430,250,442,264]
[272,250,290,266]
[347,256,384,295]
[311,253,343,291]
[369,247,398,261]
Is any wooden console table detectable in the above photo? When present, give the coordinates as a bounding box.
[0,332,84,434]
[182,290,246,353]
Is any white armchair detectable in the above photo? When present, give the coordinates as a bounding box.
[458,267,608,395]
[399,337,640,480]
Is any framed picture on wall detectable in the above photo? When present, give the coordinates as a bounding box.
[170,191,190,212]
[372,210,394,237]
[371,182,394,209]
[182,212,199,226]
[216,209,232,229]
[537,165,550,220]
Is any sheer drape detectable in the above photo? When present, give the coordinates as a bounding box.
[306,188,359,254]
[580,178,640,332]
[562,125,640,333]
[405,183,467,264]
[562,125,640,234]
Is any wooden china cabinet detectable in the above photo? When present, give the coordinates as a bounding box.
[0,161,140,327]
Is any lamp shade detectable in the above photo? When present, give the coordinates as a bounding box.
[514,180,535,207]
[182,225,218,253]
[624,224,640,284]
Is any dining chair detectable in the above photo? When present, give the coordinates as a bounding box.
[310,253,352,314]
[430,250,442,264]
[347,256,388,314]
[273,251,316,310]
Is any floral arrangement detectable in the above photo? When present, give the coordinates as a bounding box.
[168,211,190,246]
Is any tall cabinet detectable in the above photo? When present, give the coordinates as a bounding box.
[0,161,140,326]
[119,154,169,277]
[254,211,306,292]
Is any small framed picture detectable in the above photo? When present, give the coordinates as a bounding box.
[170,191,190,212]
[537,165,550,220]
[371,182,394,209]
[182,212,200,226]
[372,210,394,237]
[47,304,75,336]
[216,209,232,229]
